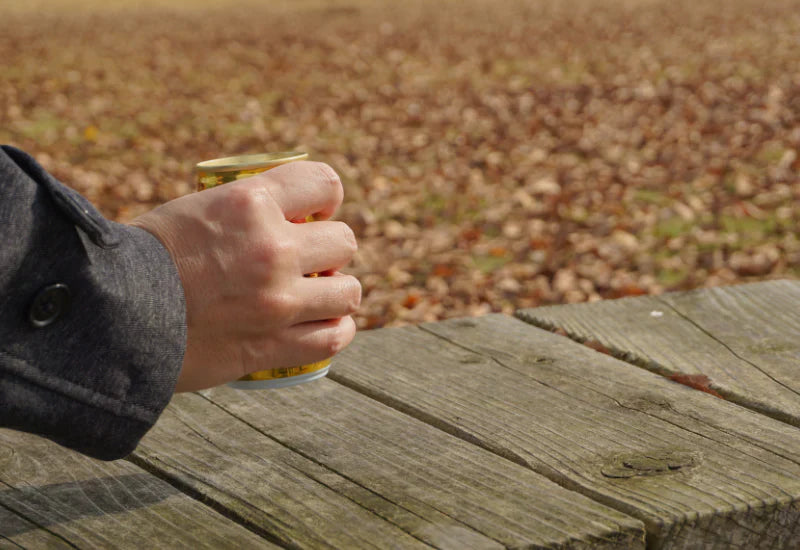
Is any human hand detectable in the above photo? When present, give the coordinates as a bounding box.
[130,161,361,392]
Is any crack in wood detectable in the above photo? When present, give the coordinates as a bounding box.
[328,364,535,475]
[601,451,698,479]
[192,393,476,549]
[653,296,800,402]
[124,453,298,550]
[518,297,800,430]
[395,315,800,548]
[0,499,79,549]
[0,533,26,549]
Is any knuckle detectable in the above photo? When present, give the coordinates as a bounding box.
[343,277,362,315]
[314,161,341,185]
[339,222,358,254]
[324,325,352,356]
[224,184,259,215]
[314,162,344,203]
[254,232,295,268]
[257,290,298,320]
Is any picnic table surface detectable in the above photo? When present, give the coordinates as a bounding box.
[2,279,800,549]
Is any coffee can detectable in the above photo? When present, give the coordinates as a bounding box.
[195,152,332,389]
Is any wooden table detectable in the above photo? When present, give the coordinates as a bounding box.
[3,280,800,549]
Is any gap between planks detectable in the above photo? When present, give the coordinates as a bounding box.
[515,280,800,430]
[326,313,800,549]
[132,376,643,549]
[123,452,295,550]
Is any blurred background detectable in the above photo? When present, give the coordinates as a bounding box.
[2,0,798,329]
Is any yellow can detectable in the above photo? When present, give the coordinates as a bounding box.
[195,152,332,389]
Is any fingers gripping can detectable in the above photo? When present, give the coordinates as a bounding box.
[196,152,331,390]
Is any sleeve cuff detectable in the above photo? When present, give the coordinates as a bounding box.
[0,146,186,460]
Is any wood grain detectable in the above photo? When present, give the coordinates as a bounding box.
[133,384,645,549]
[0,429,275,548]
[516,280,800,426]
[0,505,73,549]
[329,314,800,549]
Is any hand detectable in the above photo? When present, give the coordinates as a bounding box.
[130,161,361,392]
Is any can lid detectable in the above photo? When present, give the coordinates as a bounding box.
[195,152,308,173]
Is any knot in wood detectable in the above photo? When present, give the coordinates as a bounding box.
[601,450,697,479]
[620,394,672,412]
[522,354,553,365]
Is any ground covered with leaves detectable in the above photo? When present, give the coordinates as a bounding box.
[2,0,799,329]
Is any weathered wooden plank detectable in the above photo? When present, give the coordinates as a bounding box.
[0,504,73,549]
[0,429,275,548]
[516,280,800,426]
[329,314,800,550]
[133,383,645,549]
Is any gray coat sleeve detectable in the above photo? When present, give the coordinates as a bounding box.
[0,145,186,460]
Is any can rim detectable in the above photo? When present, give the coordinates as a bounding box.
[196,152,308,173]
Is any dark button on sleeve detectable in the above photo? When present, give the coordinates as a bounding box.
[29,284,71,328]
